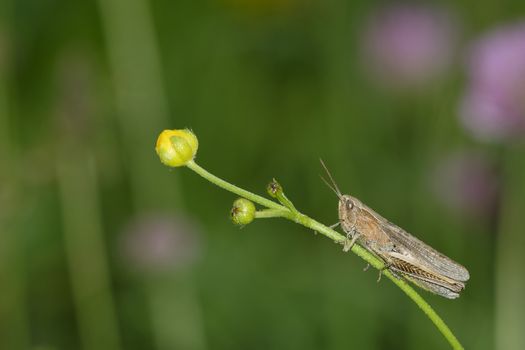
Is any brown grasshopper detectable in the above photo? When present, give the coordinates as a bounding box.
[321,160,470,299]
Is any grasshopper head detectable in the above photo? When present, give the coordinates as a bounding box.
[338,195,360,234]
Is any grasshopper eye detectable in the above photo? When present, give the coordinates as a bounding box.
[346,200,354,210]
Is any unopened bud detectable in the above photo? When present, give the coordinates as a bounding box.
[230,198,256,226]
[267,179,282,198]
[155,129,198,167]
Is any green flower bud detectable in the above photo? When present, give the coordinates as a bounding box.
[230,198,256,226]
[267,179,282,198]
[155,129,198,167]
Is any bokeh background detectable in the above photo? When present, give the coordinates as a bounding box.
[1,0,525,349]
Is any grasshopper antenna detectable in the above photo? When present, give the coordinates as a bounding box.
[319,159,342,199]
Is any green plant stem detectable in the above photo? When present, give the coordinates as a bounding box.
[277,192,298,213]
[187,160,285,211]
[185,159,464,350]
[270,180,299,214]
[255,209,290,219]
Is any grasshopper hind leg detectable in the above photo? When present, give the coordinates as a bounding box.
[403,276,461,299]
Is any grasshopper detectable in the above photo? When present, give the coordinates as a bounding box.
[321,160,470,299]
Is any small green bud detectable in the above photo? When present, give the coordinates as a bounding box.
[230,198,256,226]
[155,129,198,167]
[267,179,282,198]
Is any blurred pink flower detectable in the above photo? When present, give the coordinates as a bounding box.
[460,22,525,141]
[431,152,499,218]
[361,3,458,90]
[121,213,202,274]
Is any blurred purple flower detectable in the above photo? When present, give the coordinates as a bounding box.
[460,22,525,141]
[121,213,202,274]
[431,152,499,218]
[361,4,458,90]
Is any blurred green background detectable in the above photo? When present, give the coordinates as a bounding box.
[1,0,525,349]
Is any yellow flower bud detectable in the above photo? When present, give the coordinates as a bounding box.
[155,129,198,167]
[231,198,256,226]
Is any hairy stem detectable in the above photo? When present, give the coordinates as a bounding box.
[185,159,464,349]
